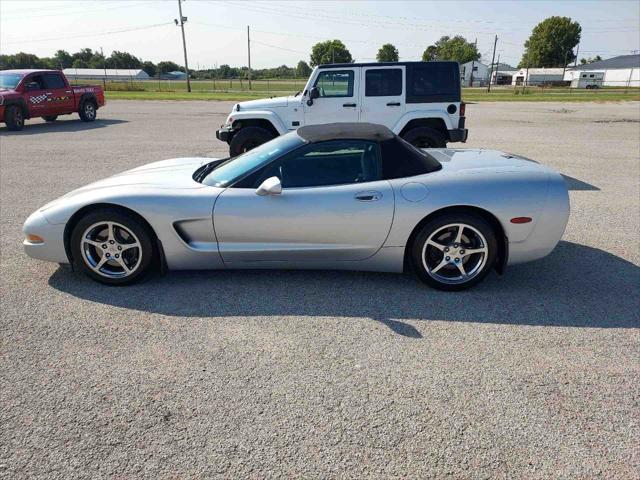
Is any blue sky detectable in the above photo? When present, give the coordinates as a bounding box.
[1,0,638,69]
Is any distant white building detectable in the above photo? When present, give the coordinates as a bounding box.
[511,68,566,86]
[460,61,489,86]
[564,54,639,87]
[63,68,150,81]
[490,70,518,85]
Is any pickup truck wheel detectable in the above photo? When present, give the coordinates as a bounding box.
[402,127,447,148]
[43,115,58,122]
[229,126,275,156]
[79,100,97,122]
[4,105,25,131]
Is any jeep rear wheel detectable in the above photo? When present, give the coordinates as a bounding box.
[402,126,447,148]
[4,105,25,131]
[229,126,275,157]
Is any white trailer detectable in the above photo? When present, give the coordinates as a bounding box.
[570,71,604,89]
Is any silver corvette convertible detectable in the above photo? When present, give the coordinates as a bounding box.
[23,123,569,290]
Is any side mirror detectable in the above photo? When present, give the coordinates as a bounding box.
[256,176,282,196]
[307,86,319,106]
[26,82,40,91]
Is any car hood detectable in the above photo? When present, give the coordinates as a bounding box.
[237,95,298,110]
[426,148,547,174]
[0,88,19,97]
[40,157,213,211]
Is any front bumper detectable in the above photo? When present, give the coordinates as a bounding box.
[23,210,69,264]
[216,124,235,143]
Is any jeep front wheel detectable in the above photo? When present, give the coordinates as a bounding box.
[229,126,275,157]
[402,126,446,148]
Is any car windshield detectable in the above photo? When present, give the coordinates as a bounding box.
[0,73,24,89]
[200,132,304,187]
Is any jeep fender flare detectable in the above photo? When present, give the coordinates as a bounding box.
[229,111,288,135]
[392,110,454,135]
[4,98,30,119]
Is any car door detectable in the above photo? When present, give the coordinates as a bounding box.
[43,72,74,115]
[359,66,406,129]
[303,68,360,125]
[213,140,394,264]
[22,74,53,117]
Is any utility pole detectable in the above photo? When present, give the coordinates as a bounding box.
[100,46,107,89]
[176,0,191,92]
[469,37,477,87]
[487,35,498,92]
[561,48,570,83]
[247,26,252,90]
[574,42,580,68]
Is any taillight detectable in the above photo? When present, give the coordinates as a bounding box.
[460,102,466,117]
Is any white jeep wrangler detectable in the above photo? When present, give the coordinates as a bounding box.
[216,61,468,156]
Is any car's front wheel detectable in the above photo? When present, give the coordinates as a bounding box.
[4,105,25,131]
[229,126,275,156]
[70,208,154,285]
[412,213,497,291]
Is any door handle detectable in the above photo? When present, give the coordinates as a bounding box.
[343,103,357,107]
[45,92,52,95]
[386,102,401,106]
[355,191,382,201]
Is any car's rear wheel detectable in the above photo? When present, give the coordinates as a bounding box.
[229,126,275,156]
[412,213,497,291]
[70,209,154,285]
[4,105,25,131]
[43,115,58,122]
[79,100,97,122]
[402,126,447,148]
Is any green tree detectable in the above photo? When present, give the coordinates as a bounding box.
[54,50,73,69]
[376,43,399,62]
[72,59,89,69]
[310,40,353,66]
[157,61,181,74]
[296,60,312,78]
[141,61,157,77]
[422,36,480,64]
[580,55,602,65]
[106,51,142,69]
[519,16,581,68]
[71,48,95,64]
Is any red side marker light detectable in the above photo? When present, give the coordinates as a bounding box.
[510,217,532,224]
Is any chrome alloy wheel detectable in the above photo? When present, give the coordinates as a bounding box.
[80,221,142,279]
[421,223,489,285]
[84,103,96,119]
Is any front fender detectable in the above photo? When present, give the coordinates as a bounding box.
[228,110,288,135]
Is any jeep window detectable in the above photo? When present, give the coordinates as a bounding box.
[200,132,304,187]
[314,71,354,97]
[44,73,65,89]
[0,73,23,89]
[406,63,460,103]
[243,140,381,189]
[365,69,402,96]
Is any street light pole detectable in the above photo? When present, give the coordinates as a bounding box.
[176,0,191,92]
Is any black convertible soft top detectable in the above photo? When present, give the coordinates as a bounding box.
[297,122,395,143]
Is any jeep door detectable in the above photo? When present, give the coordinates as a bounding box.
[359,66,406,128]
[303,68,360,125]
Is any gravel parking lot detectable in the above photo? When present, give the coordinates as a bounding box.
[1,100,639,478]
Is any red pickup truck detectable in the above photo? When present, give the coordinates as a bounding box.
[0,69,105,131]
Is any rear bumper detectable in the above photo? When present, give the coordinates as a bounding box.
[216,124,235,143]
[448,127,468,143]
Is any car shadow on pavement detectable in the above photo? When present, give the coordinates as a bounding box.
[0,118,127,135]
[48,241,639,338]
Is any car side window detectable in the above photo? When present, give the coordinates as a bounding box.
[25,75,45,90]
[44,73,65,89]
[365,69,402,96]
[252,140,381,189]
[314,70,354,98]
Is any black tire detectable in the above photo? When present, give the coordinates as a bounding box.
[229,126,275,157]
[43,115,58,122]
[411,212,498,291]
[4,105,25,131]
[79,99,97,122]
[402,126,447,148]
[70,208,154,285]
